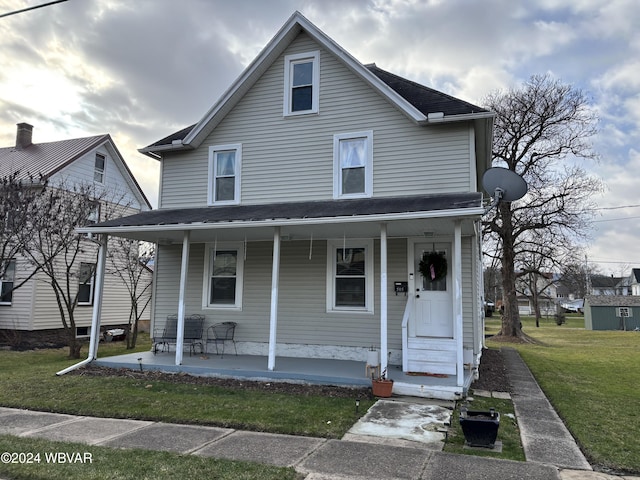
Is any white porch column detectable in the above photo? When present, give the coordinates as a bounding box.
[380,223,388,376]
[175,230,190,366]
[268,227,281,371]
[454,220,464,386]
[88,234,108,360]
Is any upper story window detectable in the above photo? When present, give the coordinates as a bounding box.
[94,153,105,183]
[283,51,319,116]
[0,259,15,305]
[202,243,244,310]
[208,144,242,205]
[78,262,95,305]
[333,131,373,198]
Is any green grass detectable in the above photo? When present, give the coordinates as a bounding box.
[487,315,640,474]
[0,435,298,480]
[0,337,373,439]
[444,395,524,461]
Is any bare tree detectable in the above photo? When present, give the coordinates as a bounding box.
[20,180,130,358]
[483,74,603,340]
[107,239,154,349]
[0,172,46,296]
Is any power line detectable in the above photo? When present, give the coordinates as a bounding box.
[0,0,68,19]
[595,204,640,210]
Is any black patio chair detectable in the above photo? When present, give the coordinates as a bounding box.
[205,322,237,358]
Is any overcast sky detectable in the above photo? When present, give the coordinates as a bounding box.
[1,0,639,275]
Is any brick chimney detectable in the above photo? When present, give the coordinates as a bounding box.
[15,123,33,150]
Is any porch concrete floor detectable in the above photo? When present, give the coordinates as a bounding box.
[94,349,471,396]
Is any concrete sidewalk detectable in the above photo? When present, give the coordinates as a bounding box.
[0,406,558,480]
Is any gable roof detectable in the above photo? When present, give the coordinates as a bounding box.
[0,134,107,180]
[140,11,493,159]
[0,131,152,209]
[585,295,640,307]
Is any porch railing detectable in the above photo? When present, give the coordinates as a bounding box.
[401,295,413,371]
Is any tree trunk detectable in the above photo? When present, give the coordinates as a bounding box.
[498,203,523,338]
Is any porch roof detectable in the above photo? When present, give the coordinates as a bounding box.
[78,193,484,243]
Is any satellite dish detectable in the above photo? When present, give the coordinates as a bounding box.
[482,167,528,211]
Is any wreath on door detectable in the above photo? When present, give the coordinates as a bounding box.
[419,251,447,282]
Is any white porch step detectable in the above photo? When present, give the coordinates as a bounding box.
[406,337,457,375]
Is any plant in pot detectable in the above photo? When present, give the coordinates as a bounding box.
[371,368,393,398]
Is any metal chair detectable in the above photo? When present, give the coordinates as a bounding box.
[206,322,237,358]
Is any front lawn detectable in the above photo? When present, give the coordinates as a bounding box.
[487,315,640,474]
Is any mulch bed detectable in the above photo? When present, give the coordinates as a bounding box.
[72,347,510,397]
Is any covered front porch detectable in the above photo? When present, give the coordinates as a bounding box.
[71,193,485,399]
[94,349,474,400]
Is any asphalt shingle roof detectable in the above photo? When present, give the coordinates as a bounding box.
[94,192,482,229]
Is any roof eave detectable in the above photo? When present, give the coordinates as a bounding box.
[76,205,485,236]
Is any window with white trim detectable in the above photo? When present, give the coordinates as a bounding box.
[0,259,15,305]
[208,144,242,205]
[333,131,373,198]
[78,262,95,305]
[203,243,244,310]
[327,240,374,313]
[283,51,319,116]
[94,153,105,183]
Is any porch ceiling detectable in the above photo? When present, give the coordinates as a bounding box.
[79,193,484,244]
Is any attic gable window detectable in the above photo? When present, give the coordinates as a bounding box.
[208,144,242,205]
[283,51,319,116]
[94,153,105,183]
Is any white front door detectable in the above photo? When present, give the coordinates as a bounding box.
[414,243,453,338]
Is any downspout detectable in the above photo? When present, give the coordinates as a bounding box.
[56,234,108,375]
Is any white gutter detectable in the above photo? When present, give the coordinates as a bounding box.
[76,206,486,237]
[56,235,108,375]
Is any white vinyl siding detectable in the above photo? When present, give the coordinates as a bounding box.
[159,32,472,209]
[153,239,409,350]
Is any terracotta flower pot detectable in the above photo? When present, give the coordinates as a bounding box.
[371,379,394,397]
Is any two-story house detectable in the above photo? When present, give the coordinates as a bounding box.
[0,123,151,346]
[80,12,494,398]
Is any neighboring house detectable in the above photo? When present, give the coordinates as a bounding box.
[516,272,558,316]
[0,123,151,345]
[584,295,640,331]
[623,269,640,296]
[590,275,624,296]
[80,12,494,397]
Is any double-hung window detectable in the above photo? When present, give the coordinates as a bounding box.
[283,51,319,116]
[94,153,105,183]
[333,131,373,198]
[78,262,95,305]
[0,259,15,305]
[203,243,244,310]
[208,144,242,205]
[327,240,374,313]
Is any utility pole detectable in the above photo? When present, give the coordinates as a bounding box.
[585,255,592,297]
